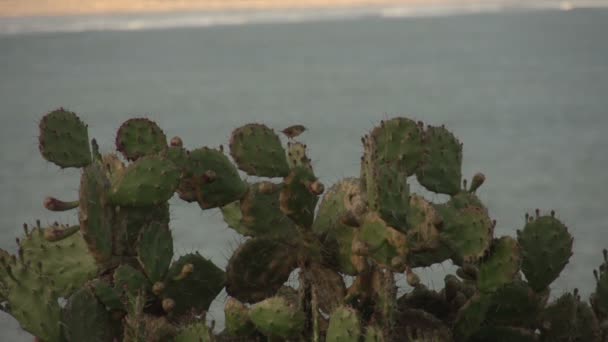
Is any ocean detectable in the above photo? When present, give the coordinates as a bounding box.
[1,5,608,340]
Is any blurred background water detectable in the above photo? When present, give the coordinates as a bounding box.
[1,5,608,340]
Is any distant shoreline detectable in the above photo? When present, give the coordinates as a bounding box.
[0,0,447,18]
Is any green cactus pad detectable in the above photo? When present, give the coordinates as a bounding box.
[115,118,168,161]
[280,166,322,228]
[406,194,452,267]
[397,286,451,322]
[453,294,491,341]
[226,238,297,303]
[484,280,540,327]
[240,182,297,238]
[114,264,150,296]
[517,214,573,292]
[540,292,577,341]
[287,141,312,170]
[109,155,180,207]
[0,255,63,341]
[416,125,463,195]
[594,252,608,315]
[90,279,125,311]
[113,203,170,257]
[367,117,425,176]
[174,322,214,342]
[312,178,363,275]
[367,161,410,232]
[306,263,346,314]
[164,252,225,316]
[469,326,538,342]
[574,300,601,342]
[62,287,115,342]
[101,153,126,177]
[164,145,189,170]
[19,224,97,297]
[477,237,521,293]
[393,308,453,342]
[326,305,361,342]
[186,147,248,209]
[220,201,253,236]
[406,195,442,252]
[136,221,173,283]
[225,297,256,336]
[437,204,493,264]
[448,191,485,210]
[38,108,91,168]
[79,161,113,264]
[229,123,290,177]
[358,212,407,270]
[364,325,385,342]
[249,296,306,338]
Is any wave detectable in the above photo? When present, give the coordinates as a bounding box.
[1,1,607,35]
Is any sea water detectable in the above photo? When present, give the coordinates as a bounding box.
[1,5,608,340]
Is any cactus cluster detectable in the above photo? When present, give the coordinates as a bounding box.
[0,108,605,341]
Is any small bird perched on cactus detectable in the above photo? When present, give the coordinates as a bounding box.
[281,125,306,139]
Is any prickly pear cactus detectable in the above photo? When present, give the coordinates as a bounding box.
[2,109,604,342]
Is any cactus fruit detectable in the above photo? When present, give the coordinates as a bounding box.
[517,212,573,292]
[229,123,290,177]
[477,236,521,293]
[109,155,180,207]
[115,118,168,161]
[43,196,79,211]
[326,305,361,342]
[249,296,306,338]
[38,108,92,168]
[61,287,116,342]
[416,125,462,195]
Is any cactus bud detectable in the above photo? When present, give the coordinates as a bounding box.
[468,172,485,193]
[170,136,183,147]
[43,197,79,211]
[308,181,325,195]
[174,263,194,281]
[406,267,421,287]
[162,298,176,313]
[152,282,165,296]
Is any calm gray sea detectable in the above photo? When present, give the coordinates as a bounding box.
[1,8,608,340]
